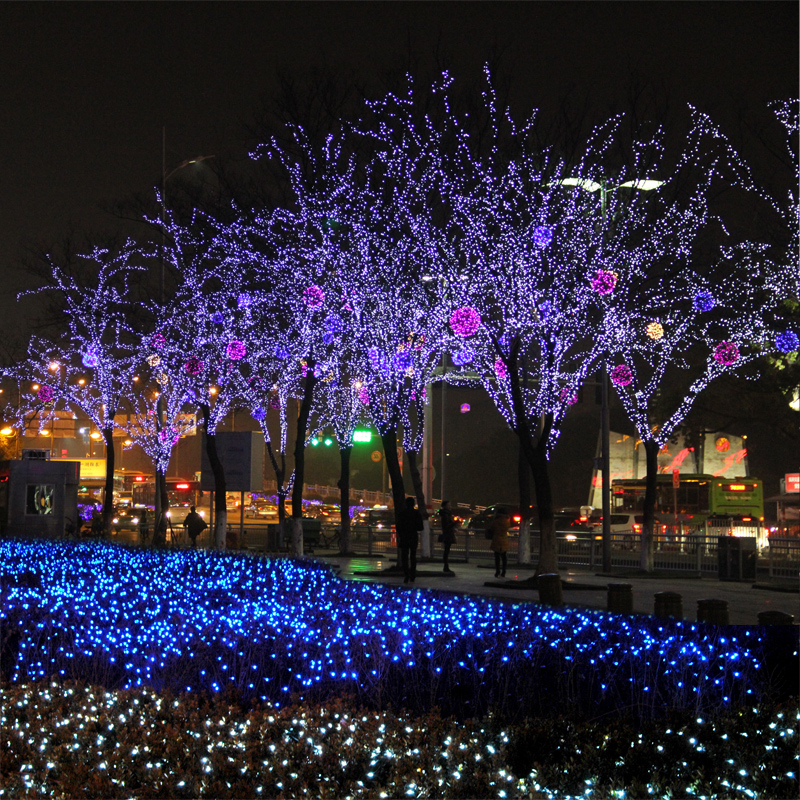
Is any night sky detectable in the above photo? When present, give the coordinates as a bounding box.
[1,1,797,504]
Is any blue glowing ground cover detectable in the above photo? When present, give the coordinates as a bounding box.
[0,539,791,720]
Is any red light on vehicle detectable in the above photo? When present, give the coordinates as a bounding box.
[633,524,642,533]
[512,515,521,523]
[579,515,587,522]
[175,483,190,489]
[134,476,144,482]
[741,516,751,522]
[726,484,747,491]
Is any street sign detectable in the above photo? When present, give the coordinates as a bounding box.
[371,450,382,463]
[672,469,680,489]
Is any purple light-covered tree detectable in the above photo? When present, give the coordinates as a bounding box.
[4,248,144,535]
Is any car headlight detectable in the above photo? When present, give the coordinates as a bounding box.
[132,517,139,525]
[565,534,577,542]
[112,518,119,524]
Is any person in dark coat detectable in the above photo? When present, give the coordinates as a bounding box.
[438,500,458,574]
[182,505,207,548]
[137,509,150,545]
[397,496,424,583]
[489,507,511,578]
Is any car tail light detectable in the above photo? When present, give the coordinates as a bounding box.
[512,515,521,523]
[633,524,641,533]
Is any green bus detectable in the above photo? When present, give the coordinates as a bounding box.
[611,473,764,525]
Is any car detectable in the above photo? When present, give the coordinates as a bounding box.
[468,505,527,532]
[245,501,278,519]
[111,506,150,534]
[589,513,644,535]
[353,508,395,530]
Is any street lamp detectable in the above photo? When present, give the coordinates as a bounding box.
[556,176,664,571]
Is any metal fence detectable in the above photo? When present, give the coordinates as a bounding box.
[296,524,800,580]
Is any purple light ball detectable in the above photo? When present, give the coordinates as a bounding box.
[184,357,204,376]
[775,330,799,354]
[274,345,289,360]
[532,226,553,248]
[227,340,246,361]
[394,351,413,372]
[38,385,54,403]
[591,270,617,295]
[610,364,633,386]
[150,333,166,349]
[237,293,252,309]
[452,348,474,367]
[713,341,739,366]
[303,285,325,309]
[82,347,100,368]
[449,306,481,337]
[693,291,715,313]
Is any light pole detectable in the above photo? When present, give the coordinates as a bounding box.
[557,177,664,572]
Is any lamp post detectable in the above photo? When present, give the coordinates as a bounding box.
[556,177,664,572]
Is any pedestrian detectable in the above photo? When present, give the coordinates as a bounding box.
[489,507,511,578]
[182,505,207,548]
[397,496,424,583]
[137,509,150,545]
[438,500,458,575]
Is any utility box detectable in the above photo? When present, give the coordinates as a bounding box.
[0,456,80,539]
[717,536,757,581]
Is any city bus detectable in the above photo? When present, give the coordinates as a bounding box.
[131,478,204,509]
[611,474,764,526]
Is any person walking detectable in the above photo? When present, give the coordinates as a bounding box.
[137,509,150,546]
[397,496,424,583]
[182,505,207,549]
[489,507,511,578]
[438,500,458,575]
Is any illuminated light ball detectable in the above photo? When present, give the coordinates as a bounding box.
[460,403,470,413]
[646,321,664,340]
[775,330,799,354]
[532,225,553,248]
[302,285,325,308]
[183,389,197,403]
[610,364,633,386]
[274,345,289,359]
[82,347,100,368]
[358,387,370,405]
[151,333,166,349]
[324,315,343,334]
[591,269,617,295]
[184,357,203,376]
[38,385,54,403]
[210,311,225,324]
[693,290,715,312]
[449,306,481,337]
[713,341,739,366]
[452,347,474,366]
[393,351,413,372]
[146,354,161,367]
[237,293,252,309]
[494,357,508,379]
[559,386,577,405]
[252,407,267,421]
[537,300,555,321]
[227,340,246,360]
[715,437,730,453]
[322,333,334,344]
[368,347,387,371]
[269,397,280,409]
[156,373,169,385]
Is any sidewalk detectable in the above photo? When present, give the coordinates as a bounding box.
[316,554,799,626]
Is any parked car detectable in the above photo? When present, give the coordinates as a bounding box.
[245,501,278,519]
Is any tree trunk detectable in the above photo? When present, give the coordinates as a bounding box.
[266,440,288,549]
[337,445,352,554]
[529,434,557,574]
[640,438,659,572]
[380,428,406,519]
[199,409,227,550]
[517,438,532,564]
[101,427,115,537]
[291,366,317,556]
[406,448,431,557]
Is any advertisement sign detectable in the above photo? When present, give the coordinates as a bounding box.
[786,473,800,493]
